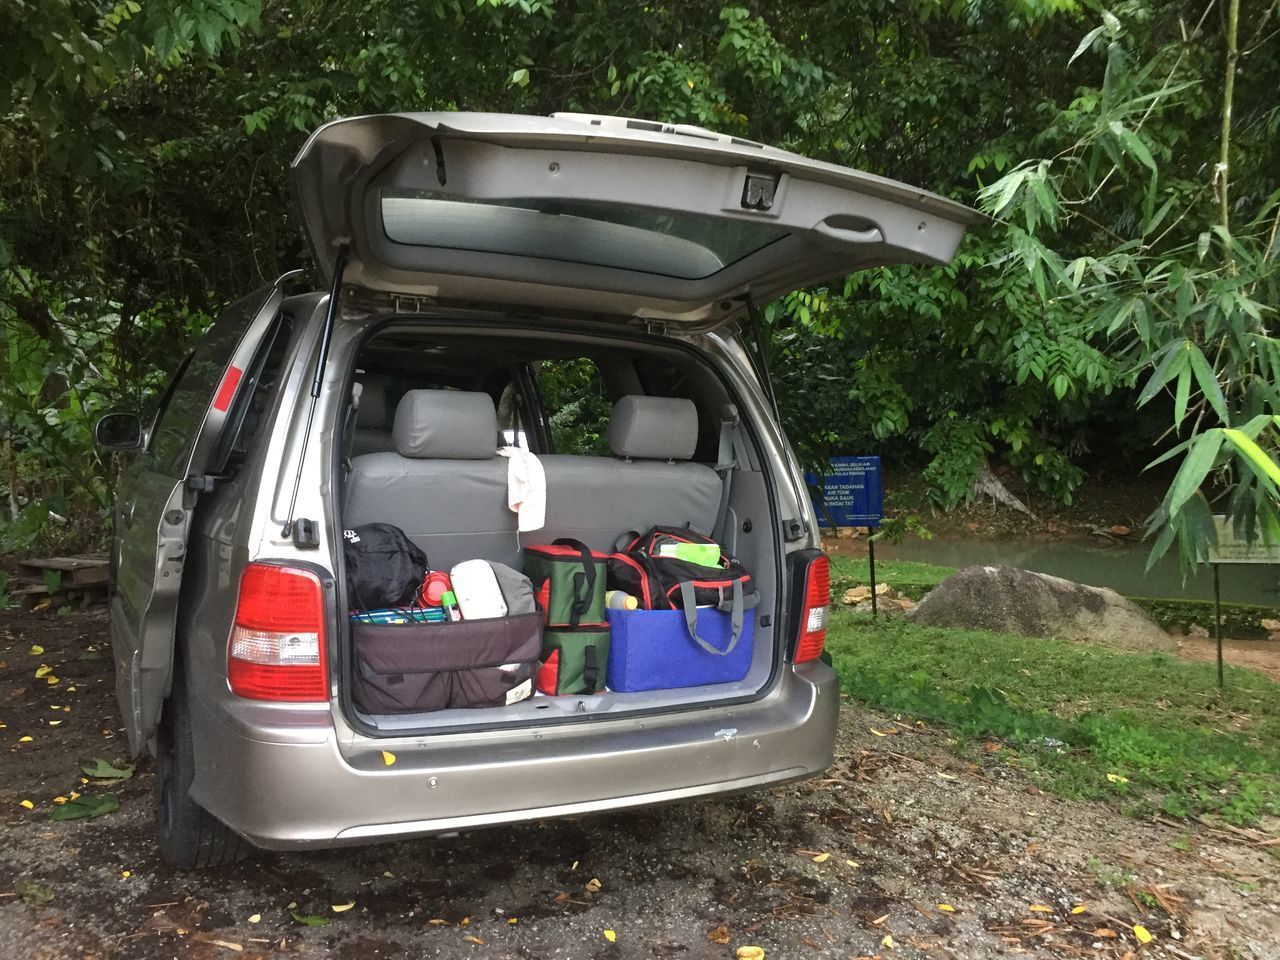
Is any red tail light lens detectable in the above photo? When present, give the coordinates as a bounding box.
[792,554,830,663]
[227,563,328,701]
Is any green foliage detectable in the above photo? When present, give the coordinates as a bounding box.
[538,359,612,457]
[2,0,1275,554]
[827,610,1280,823]
[979,3,1280,570]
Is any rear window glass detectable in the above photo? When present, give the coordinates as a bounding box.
[381,190,788,280]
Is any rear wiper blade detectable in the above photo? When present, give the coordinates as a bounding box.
[281,244,348,546]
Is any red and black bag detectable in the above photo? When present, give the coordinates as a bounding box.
[607,526,758,612]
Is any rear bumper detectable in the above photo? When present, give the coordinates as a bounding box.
[188,663,839,850]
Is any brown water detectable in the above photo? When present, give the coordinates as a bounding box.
[867,537,1280,607]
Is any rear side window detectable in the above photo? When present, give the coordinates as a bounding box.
[536,358,611,456]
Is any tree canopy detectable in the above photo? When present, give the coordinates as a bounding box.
[1,0,1276,562]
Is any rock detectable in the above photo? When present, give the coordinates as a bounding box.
[836,526,858,539]
[1261,618,1280,632]
[897,596,916,610]
[906,564,1177,653]
[874,582,895,598]
[1187,623,1209,639]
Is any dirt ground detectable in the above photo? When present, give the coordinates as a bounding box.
[0,609,1277,960]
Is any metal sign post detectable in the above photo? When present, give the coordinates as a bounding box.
[1206,515,1280,689]
[806,456,885,617]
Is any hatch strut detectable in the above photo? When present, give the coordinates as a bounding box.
[281,244,348,546]
[742,294,781,424]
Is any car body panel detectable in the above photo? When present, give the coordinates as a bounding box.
[109,279,287,755]
[292,112,981,323]
[187,657,838,848]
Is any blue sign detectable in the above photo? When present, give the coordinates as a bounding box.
[806,455,883,528]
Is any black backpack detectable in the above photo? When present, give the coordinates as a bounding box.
[343,523,428,610]
[608,526,758,612]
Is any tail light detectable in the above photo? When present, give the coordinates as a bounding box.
[792,554,830,663]
[227,563,329,701]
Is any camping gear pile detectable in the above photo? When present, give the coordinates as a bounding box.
[344,521,760,713]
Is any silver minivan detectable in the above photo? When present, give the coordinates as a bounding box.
[95,112,977,868]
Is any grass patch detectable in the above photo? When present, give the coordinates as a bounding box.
[827,609,1280,824]
[829,555,954,601]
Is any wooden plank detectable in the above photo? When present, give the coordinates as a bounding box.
[19,555,108,573]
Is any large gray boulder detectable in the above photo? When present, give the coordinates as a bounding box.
[906,564,1176,652]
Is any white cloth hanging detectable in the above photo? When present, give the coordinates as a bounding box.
[496,446,546,533]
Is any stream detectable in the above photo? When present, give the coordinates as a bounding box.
[865,537,1280,607]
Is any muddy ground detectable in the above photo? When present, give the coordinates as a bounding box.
[0,609,1276,960]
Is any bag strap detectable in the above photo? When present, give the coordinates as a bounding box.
[678,580,746,656]
[582,644,599,693]
[552,538,596,627]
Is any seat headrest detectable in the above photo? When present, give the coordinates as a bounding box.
[393,390,498,459]
[608,396,698,461]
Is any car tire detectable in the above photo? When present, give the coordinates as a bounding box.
[155,671,251,869]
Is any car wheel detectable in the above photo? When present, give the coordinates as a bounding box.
[155,672,251,869]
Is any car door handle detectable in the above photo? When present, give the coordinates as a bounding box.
[812,221,883,247]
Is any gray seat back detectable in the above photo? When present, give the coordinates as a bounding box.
[344,391,723,571]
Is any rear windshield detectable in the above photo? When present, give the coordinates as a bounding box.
[380,190,788,280]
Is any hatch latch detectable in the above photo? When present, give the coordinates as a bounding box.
[741,173,779,211]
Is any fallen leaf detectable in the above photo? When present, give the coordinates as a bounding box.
[121,871,131,878]
[984,741,1002,753]
[507,917,518,925]
[428,919,449,926]
[736,947,765,960]
[603,929,616,942]
[34,665,53,678]
[1028,904,1054,913]
[50,794,119,821]
[19,736,32,742]
[462,934,485,945]
[585,877,602,893]
[290,912,329,927]
[708,924,731,944]
[287,901,297,909]
[811,852,830,863]
[846,859,859,868]
[53,796,67,804]
[937,903,956,912]
[1071,904,1087,914]
[871,913,890,925]
[29,645,44,655]
[247,914,261,923]
[1106,773,1129,785]
[1133,924,1153,944]
[937,772,958,781]
[383,871,395,878]
[15,879,54,905]
[331,901,355,913]
[1092,927,1118,938]
[47,720,62,727]
[381,751,396,766]
[46,676,59,685]
[207,940,243,953]
[81,758,135,781]
[460,916,471,926]
[881,933,896,948]
[19,799,34,809]
[869,727,895,737]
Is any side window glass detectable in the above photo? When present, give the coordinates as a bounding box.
[536,358,611,456]
[497,382,527,447]
[144,350,197,471]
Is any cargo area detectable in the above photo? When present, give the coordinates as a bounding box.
[334,321,784,733]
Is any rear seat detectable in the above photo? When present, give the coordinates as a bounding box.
[343,390,722,571]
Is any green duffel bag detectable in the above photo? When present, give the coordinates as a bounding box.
[524,539,608,628]
[536,625,610,695]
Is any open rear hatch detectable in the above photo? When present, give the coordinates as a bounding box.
[292,112,981,325]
